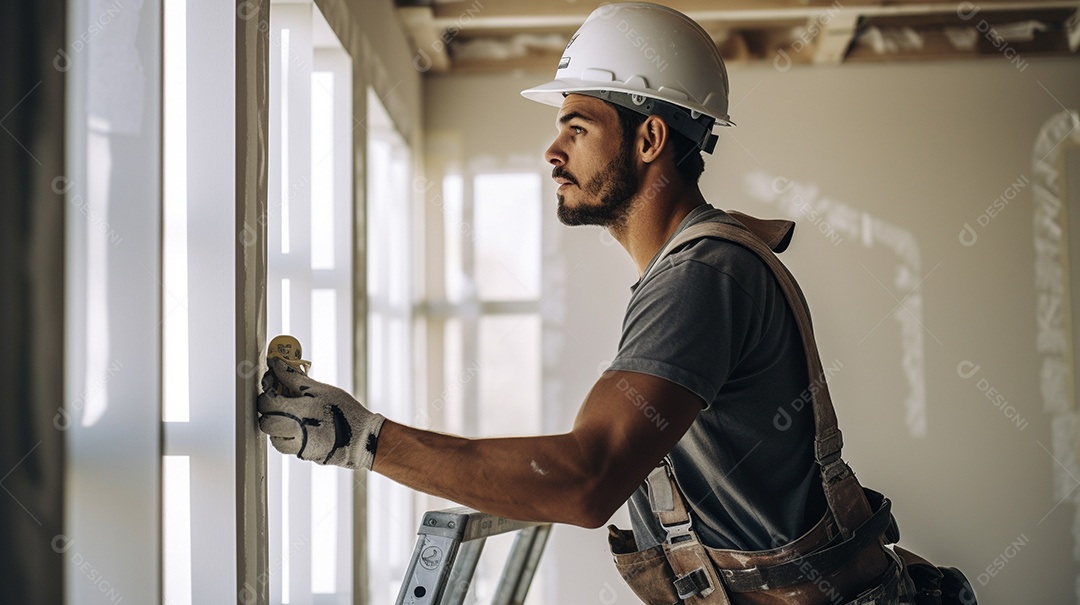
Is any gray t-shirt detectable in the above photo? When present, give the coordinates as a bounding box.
[609,205,825,552]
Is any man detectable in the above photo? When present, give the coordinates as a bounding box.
[259,3,892,603]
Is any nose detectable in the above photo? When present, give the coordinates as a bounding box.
[545,136,566,167]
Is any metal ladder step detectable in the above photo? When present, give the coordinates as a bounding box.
[395,507,552,605]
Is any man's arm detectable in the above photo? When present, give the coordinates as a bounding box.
[372,369,701,529]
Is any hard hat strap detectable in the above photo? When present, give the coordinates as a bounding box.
[572,90,719,154]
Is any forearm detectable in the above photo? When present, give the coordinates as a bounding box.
[371,420,610,527]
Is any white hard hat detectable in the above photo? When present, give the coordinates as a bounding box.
[521,2,733,154]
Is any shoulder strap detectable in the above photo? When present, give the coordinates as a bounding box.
[649,219,872,539]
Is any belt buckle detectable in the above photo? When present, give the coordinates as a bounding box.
[662,519,694,545]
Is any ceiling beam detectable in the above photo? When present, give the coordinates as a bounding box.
[399,5,451,72]
[429,0,1080,30]
[812,9,861,64]
[1068,8,1080,51]
[402,0,1080,73]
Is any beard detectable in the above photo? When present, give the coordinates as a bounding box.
[555,143,640,228]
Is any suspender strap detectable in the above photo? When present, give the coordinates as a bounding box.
[643,460,695,535]
[647,459,731,603]
[644,217,872,539]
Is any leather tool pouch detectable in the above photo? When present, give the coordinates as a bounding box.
[894,547,978,605]
[610,526,683,605]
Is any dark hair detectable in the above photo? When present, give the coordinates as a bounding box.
[612,103,705,186]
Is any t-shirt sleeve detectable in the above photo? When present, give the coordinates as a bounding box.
[606,254,765,409]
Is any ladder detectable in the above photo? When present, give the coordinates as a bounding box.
[395,507,552,605]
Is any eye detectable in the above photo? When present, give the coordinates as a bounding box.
[571,125,585,135]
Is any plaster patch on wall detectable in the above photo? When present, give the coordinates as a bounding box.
[1031,110,1080,581]
[745,169,927,437]
[1051,414,1080,502]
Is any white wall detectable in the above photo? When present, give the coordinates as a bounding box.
[426,55,1080,604]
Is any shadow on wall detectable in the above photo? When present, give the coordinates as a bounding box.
[0,0,67,602]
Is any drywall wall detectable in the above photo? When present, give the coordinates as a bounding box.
[425,55,1080,604]
[61,0,165,601]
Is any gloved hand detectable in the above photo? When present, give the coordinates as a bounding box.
[257,357,385,470]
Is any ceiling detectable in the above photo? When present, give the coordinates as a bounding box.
[395,0,1080,73]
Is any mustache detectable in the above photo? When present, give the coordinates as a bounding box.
[552,167,577,185]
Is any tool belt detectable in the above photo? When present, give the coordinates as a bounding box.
[606,214,976,605]
[608,460,905,605]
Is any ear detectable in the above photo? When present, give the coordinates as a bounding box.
[638,115,669,164]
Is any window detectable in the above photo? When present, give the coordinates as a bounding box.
[417,167,546,603]
[161,1,355,603]
[365,87,417,605]
[265,4,356,603]
[161,0,247,601]
[67,0,424,602]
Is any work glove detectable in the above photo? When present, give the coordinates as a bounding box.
[257,357,385,470]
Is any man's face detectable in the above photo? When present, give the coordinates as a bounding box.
[545,94,641,227]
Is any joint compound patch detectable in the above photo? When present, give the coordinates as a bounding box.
[744,169,927,437]
[1031,110,1080,598]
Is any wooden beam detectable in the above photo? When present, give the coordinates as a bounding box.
[420,0,1080,72]
[430,0,1080,30]
[398,5,452,72]
[432,0,847,21]
[812,9,861,64]
[1068,8,1080,51]
[449,52,559,74]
